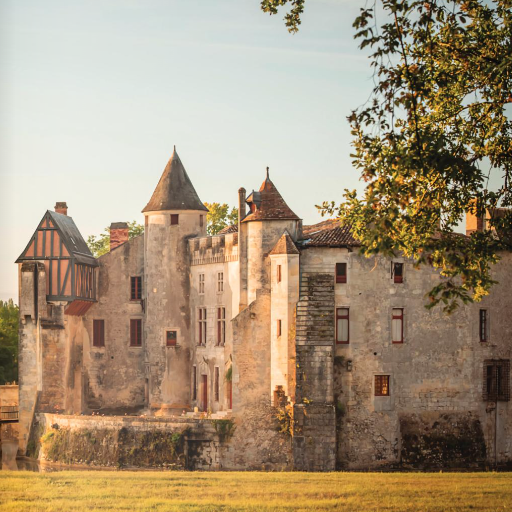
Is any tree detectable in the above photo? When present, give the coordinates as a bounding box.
[0,299,19,385]
[261,0,512,312]
[204,203,239,235]
[87,221,145,258]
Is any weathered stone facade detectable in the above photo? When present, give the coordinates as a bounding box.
[16,148,512,470]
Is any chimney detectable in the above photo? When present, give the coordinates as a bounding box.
[55,202,68,215]
[238,187,246,222]
[110,222,129,251]
[466,198,486,236]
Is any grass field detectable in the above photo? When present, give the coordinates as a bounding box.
[1,471,511,511]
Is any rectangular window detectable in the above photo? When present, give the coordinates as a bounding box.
[336,263,347,283]
[484,360,510,402]
[166,330,177,347]
[336,308,349,344]
[392,308,404,343]
[214,367,220,402]
[277,319,282,337]
[217,272,224,292]
[393,262,404,283]
[217,307,226,346]
[131,276,142,300]
[198,307,207,345]
[93,319,105,347]
[170,214,179,225]
[130,319,142,347]
[199,273,205,294]
[277,265,282,283]
[200,215,204,227]
[192,366,197,400]
[479,309,488,342]
[375,375,390,396]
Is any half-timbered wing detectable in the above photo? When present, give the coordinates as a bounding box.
[16,210,98,314]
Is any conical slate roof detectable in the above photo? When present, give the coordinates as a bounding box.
[242,170,300,223]
[142,148,208,213]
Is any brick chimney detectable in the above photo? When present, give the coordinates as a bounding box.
[110,222,129,251]
[55,202,68,215]
[466,199,486,235]
[238,187,246,222]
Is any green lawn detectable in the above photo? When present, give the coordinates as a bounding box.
[0,471,511,511]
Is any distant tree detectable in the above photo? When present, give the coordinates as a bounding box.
[0,299,19,385]
[261,0,512,313]
[204,203,239,235]
[87,221,144,258]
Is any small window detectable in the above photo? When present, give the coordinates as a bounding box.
[198,307,207,345]
[277,319,282,337]
[336,263,347,283]
[484,360,510,402]
[93,319,105,347]
[166,330,177,347]
[192,366,197,400]
[214,367,220,402]
[479,309,488,342]
[200,215,204,227]
[375,375,390,396]
[393,262,403,283]
[130,319,142,347]
[392,308,404,343]
[199,273,205,294]
[131,276,142,300]
[217,307,226,346]
[218,272,224,292]
[336,308,349,344]
[171,214,179,225]
[277,265,282,283]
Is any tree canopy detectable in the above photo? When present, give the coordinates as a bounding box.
[204,203,239,235]
[0,299,19,385]
[87,221,144,258]
[261,0,512,312]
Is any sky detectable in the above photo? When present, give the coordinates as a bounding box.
[0,0,375,303]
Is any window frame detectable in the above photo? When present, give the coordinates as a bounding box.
[217,272,224,293]
[335,263,347,284]
[192,365,197,401]
[214,366,220,402]
[335,307,350,344]
[166,330,177,347]
[375,375,390,397]
[199,273,205,295]
[217,307,226,346]
[484,360,510,402]
[479,309,488,342]
[391,308,404,343]
[393,262,404,284]
[277,319,282,338]
[130,276,142,300]
[198,307,207,346]
[277,264,282,283]
[93,319,105,348]
[170,214,179,225]
[130,319,142,347]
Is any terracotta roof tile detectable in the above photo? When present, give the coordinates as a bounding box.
[269,231,300,255]
[217,224,238,235]
[302,221,360,248]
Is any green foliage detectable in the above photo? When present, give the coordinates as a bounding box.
[260,0,305,33]
[211,419,237,442]
[204,203,238,236]
[86,221,144,258]
[274,404,293,436]
[262,0,512,313]
[0,299,19,384]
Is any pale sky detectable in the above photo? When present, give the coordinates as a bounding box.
[0,0,376,303]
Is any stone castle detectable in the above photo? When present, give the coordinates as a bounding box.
[16,149,512,470]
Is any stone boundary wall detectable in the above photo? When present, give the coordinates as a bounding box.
[37,414,235,470]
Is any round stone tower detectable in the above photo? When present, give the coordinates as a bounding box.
[142,148,208,415]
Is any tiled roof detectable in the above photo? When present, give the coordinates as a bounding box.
[242,174,300,223]
[142,148,208,213]
[303,219,339,236]
[217,224,238,235]
[302,220,360,248]
[269,231,300,255]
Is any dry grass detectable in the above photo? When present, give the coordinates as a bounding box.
[0,471,511,511]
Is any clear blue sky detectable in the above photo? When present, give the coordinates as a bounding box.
[0,0,374,303]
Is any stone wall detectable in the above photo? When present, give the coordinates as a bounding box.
[37,413,233,470]
[0,385,19,444]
